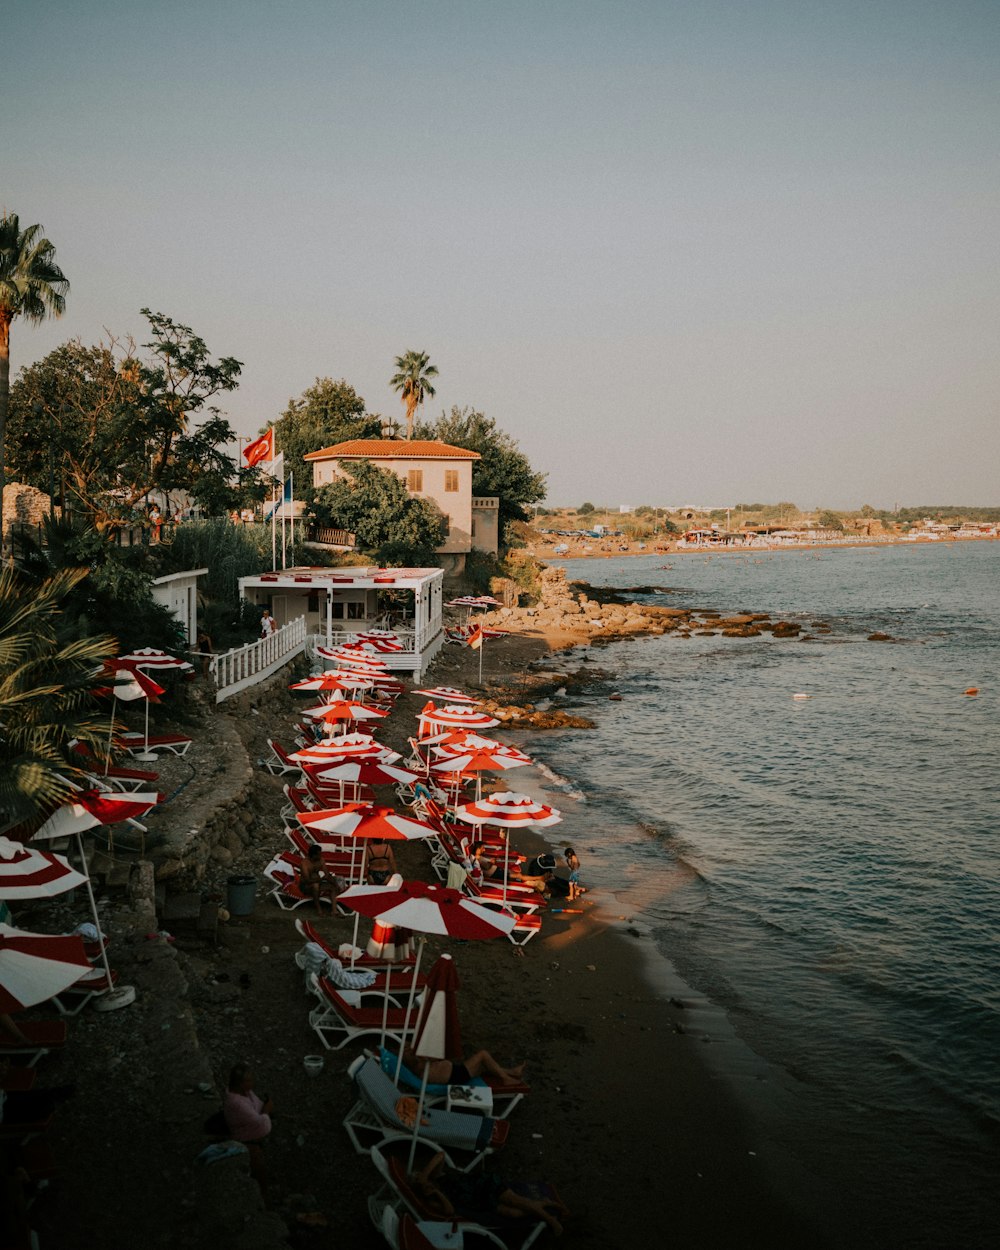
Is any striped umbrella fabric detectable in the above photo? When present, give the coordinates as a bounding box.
[32,790,159,841]
[413,687,479,704]
[336,880,516,940]
[417,704,500,737]
[406,951,464,1168]
[297,804,437,842]
[354,632,405,652]
[290,670,376,693]
[0,923,94,1013]
[290,737,399,765]
[431,748,531,801]
[317,645,390,672]
[432,739,532,764]
[0,837,89,899]
[116,648,194,674]
[452,791,562,828]
[306,760,418,789]
[303,700,390,724]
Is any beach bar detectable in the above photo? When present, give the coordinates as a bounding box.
[237,565,445,677]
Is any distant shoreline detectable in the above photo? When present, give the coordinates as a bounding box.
[530,532,999,561]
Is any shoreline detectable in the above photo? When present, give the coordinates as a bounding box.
[528,531,999,561]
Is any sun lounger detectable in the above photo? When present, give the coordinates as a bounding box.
[370,1149,557,1250]
[377,1046,528,1118]
[0,1020,68,1067]
[261,738,302,776]
[344,1057,509,1171]
[119,731,191,757]
[308,976,422,1049]
[262,853,335,912]
[294,918,417,970]
[50,968,120,1015]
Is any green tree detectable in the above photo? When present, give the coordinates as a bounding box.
[270,377,380,485]
[415,406,547,542]
[578,501,595,515]
[818,510,844,530]
[312,459,447,564]
[0,565,115,824]
[6,312,243,529]
[0,214,70,538]
[390,351,438,440]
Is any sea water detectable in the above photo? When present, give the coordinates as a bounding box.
[527,541,999,1249]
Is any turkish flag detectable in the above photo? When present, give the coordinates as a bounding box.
[243,428,274,467]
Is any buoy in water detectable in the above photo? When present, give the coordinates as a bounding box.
[964,687,979,696]
[792,693,812,700]
[609,693,623,701]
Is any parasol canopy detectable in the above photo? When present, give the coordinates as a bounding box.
[0,923,93,1014]
[0,836,89,899]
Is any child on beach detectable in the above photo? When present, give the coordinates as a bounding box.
[564,846,585,900]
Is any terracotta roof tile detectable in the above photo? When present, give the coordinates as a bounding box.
[305,439,479,461]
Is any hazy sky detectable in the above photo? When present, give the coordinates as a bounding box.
[5,0,998,508]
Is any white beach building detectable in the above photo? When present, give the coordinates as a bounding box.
[236,564,445,678]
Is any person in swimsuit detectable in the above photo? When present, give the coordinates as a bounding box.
[412,1151,568,1236]
[401,1044,525,1087]
[298,844,343,910]
[364,839,397,885]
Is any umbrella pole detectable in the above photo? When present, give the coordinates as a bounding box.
[350,911,360,967]
[393,936,425,1084]
[379,961,392,1052]
[104,702,116,775]
[407,1065,432,1173]
[74,832,135,1010]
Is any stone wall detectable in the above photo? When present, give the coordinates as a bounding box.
[2,481,53,540]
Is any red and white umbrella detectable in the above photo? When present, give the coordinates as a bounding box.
[417,703,500,739]
[317,645,390,672]
[31,789,158,1007]
[431,747,531,801]
[290,737,399,766]
[0,836,88,899]
[114,649,191,762]
[453,791,562,829]
[0,923,93,1014]
[413,686,479,705]
[99,661,166,772]
[297,804,437,843]
[303,700,390,733]
[337,879,513,1057]
[305,759,418,801]
[406,952,463,1168]
[117,648,194,674]
[354,632,405,652]
[290,670,376,694]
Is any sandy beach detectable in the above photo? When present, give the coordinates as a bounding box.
[13,621,832,1250]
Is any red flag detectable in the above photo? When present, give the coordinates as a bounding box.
[467,625,484,651]
[242,428,274,467]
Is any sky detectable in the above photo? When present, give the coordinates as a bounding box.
[5,0,999,509]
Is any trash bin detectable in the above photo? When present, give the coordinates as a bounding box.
[226,875,257,917]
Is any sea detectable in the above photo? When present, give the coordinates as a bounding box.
[518,540,999,1250]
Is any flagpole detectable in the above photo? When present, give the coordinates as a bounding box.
[281,482,287,570]
[479,631,484,683]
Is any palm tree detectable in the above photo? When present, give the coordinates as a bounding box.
[390,351,438,440]
[0,564,115,825]
[0,214,70,540]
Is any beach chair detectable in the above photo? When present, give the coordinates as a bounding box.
[0,1020,69,1067]
[261,738,302,776]
[294,918,417,970]
[308,978,422,1050]
[344,1056,509,1171]
[262,852,335,912]
[50,967,120,1016]
[376,1046,528,1118]
[119,731,192,757]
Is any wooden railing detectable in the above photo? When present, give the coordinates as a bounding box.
[213,616,307,703]
[310,526,356,547]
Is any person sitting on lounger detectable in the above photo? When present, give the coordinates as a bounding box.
[363,839,397,886]
[298,845,345,910]
[222,1063,273,1190]
[401,1044,525,1087]
[412,1150,568,1236]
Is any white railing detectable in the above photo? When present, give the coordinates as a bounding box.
[213,616,307,703]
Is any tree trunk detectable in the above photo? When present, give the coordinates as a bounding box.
[0,313,10,546]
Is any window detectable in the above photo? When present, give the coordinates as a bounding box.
[407,469,423,492]
[347,601,366,620]
[331,602,345,619]
[444,470,459,492]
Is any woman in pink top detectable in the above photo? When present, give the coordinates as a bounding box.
[222,1063,273,1188]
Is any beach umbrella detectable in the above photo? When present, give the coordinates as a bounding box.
[298,803,437,896]
[0,923,93,1014]
[354,631,405,652]
[99,662,166,772]
[337,880,515,1050]
[417,703,500,739]
[32,788,159,1009]
[406,952,462,1169]
[0,836,89,900]
[431,747,531,802]
[303,700,390,734]
[432,734,530,761]
[413,686,479,705]
[290,737,399,766]
[114,649,191,762]
[305,759,418,802]
[452,792,562,904]
[290,670,376,694]
[317,645,390,672]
